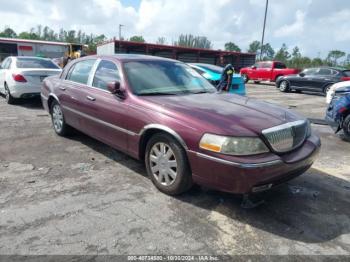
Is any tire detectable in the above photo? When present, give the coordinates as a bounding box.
[295,89,302,93]
[323,85,332,96]
[279,80,290,92]
[342,115,350,141]
[254,81,260,84]
[4,83,16,104]
[242,74,249,84]
[50,100,70,136]
[145,133,193,195]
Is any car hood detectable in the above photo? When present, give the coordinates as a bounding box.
[141,93,303,136]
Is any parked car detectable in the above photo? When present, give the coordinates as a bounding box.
[41,55,320,196]
[188,63,246,95]
[326,80,350,104]
[240,61,300,84]
[325,85,350,140]
[276,67,350,95]
[0,56,62,104]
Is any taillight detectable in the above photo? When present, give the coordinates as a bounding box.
[341,77,350,81]
[12,74,27,82]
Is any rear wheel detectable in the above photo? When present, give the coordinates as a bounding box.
[4,83,16,104]
[342,115,350,141]
[242,74,249,84]
[145,133,192,195]
[279,80,290,92]
[50,100,70,136]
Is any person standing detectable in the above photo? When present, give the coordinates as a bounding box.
[216,56,234,92]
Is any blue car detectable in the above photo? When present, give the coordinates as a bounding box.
[326,85,350,140]
[189,63,246,96]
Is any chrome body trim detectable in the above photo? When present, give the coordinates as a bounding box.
[139,124,188,150]
[62,105,137,136]
[194,151,283,169]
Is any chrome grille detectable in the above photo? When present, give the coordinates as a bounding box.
[262,120,308,153]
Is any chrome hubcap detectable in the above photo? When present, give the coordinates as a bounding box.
[52,104,63,132]
[280,81,287,91]
[149,142,177,186]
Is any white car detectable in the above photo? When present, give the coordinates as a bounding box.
[326,80,350,104]
[0,56,62,104]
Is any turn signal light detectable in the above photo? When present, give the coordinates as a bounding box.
[12,74,27,82]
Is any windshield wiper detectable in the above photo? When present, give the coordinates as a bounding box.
[189,90,214,94]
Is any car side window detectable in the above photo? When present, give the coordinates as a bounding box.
[66,59,96,84]
[7,58,12,69]
[92,60,120,90]
[302,69,317,76]
[1,58,9,69]
[317,68,332,75]
[274,62,286,69]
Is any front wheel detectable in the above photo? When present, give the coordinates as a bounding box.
[323,85,332,96]
[342,115,350,141]
[279,80,290,92]
[145,133,192,195]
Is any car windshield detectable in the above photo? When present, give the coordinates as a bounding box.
[124,60,216,95]
[196,64,223,74]
[16,58,60,69]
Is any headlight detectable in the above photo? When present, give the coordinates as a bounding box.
[199,134,269,156]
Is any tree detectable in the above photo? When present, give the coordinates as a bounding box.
[274,43,291,63]
[129,35,145,43]
[156,37,167,45]
[291,46,301,59]
[247,40,260,53]
[327,50,346,66]
[224,42,241,52]
[0,27,17,38]
[261,43,275,60]
[174,34,212,49]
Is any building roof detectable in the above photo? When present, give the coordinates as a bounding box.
[99,39,256,57]
[0,37,70,46]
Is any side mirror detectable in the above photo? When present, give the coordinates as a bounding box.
[299,73,305,77]
[107,81,125,98]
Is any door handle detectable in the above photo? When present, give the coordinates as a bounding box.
[59,87,66,91]
[86,95,96,101]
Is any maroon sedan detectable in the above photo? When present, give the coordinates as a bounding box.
[41,55,321,196]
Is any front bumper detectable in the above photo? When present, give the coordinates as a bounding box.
[187,134,321,194]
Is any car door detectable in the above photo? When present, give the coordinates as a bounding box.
[259,61,273,80]
[294,68,318,90]
[85,59,129,152]
[310,68,334,92]
[0,58,10,92]
[59,59,97,131]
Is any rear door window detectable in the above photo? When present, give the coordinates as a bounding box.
[317,68,332,76]
[67,59,96,85]
[302,68,317,76]
[1,58,10,69]
[92,60,120,90]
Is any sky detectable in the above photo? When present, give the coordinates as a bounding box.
[1,0,350,58]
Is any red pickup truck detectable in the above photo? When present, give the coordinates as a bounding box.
[240,61,300,83]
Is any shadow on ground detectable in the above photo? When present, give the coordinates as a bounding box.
[66,130,350,245]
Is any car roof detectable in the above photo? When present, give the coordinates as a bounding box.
[85,54,178,63]
[9,56,53,60]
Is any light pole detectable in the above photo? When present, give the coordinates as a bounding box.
[119,24,124,40]
[260,0,269,61]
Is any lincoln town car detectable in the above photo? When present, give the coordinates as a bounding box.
[41,55,321,196]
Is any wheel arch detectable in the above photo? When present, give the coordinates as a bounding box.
[47,94,60,112]
[138,124,188,160]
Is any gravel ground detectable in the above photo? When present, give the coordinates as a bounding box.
[0,83,349,257]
